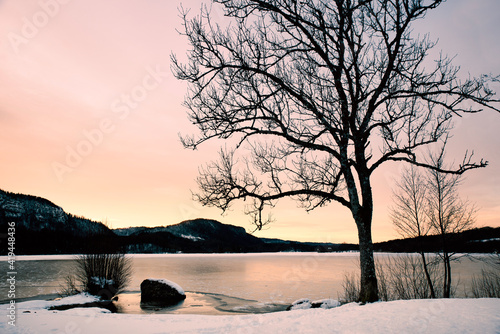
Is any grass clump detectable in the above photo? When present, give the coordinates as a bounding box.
[60,253,132,300]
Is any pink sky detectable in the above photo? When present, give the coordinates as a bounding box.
[0,0,499,243]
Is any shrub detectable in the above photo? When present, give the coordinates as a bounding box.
[340,272,360,303]
[60,253,133,299]
[340,254,443,302]
[471,269,500,298]
[471,255,500,298]
[382,254,442,300]
[59,274,81,297]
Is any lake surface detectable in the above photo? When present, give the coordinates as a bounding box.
[0,253,494,314]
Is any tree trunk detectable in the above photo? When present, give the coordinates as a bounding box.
[356,218,379,303]
[440,231,451,298]
[349,161,378,303]
[419,251,436,298]
[443,252,452,298]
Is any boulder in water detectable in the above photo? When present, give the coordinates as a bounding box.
[140,278,186,305]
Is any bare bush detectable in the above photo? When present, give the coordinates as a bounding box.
[61,253,133,299]
[340,254,443,302]
[382,254,442,300]
[58,274,81,297]
[471,255,500,298]
[471,270,500,298]
[340,259,390,303]
[376,261,390,302]
[340,272,360,303]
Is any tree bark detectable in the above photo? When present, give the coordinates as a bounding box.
[356,215,379,303]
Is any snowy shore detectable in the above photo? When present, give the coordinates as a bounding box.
[2,294,499,333]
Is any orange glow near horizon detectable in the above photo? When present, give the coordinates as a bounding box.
[0,0,499,244]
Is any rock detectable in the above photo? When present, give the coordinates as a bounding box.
[287,298,341,311]
[311,299,341,309]
[140,278,186,305]
[286,298,311,310]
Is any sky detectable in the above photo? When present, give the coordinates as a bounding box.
[0,0,499,243]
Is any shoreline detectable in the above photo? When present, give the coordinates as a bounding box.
[1,251,495,262]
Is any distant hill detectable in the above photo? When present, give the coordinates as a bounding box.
[113,219,345,253]
[0,189,113,254]
[114,218,265,253]
[1,188,498,255]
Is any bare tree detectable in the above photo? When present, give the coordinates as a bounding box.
[172,0,498,302]
[426,150,477,298]
[390,165,436,298]
[391,150,478,298]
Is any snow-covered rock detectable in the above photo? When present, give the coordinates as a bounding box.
[287,298,312,310]
[311,299,341,309]
[140,278,186,305]
[288,298,340,310]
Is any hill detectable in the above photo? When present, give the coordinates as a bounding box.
[0,189,113,254]
[113,219,345,253]
[114,218,265,253]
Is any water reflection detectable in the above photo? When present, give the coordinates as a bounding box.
[114,291,288,315]
[139,296,186,313]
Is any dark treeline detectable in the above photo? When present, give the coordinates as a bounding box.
[374,227,500,253]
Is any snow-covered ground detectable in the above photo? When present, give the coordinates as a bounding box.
[2,294,499,333]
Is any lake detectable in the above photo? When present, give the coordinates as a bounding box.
[0,253,494,314]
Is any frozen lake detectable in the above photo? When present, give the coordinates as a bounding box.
[0,253,493,314]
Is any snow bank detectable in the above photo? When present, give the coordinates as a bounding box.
[14,293,100,312]
[2,297,499,333]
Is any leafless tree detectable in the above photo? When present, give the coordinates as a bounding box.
[172,0,499,302]
[390,165,436,298]
[426,150,477,298]
[391,149,478,298]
